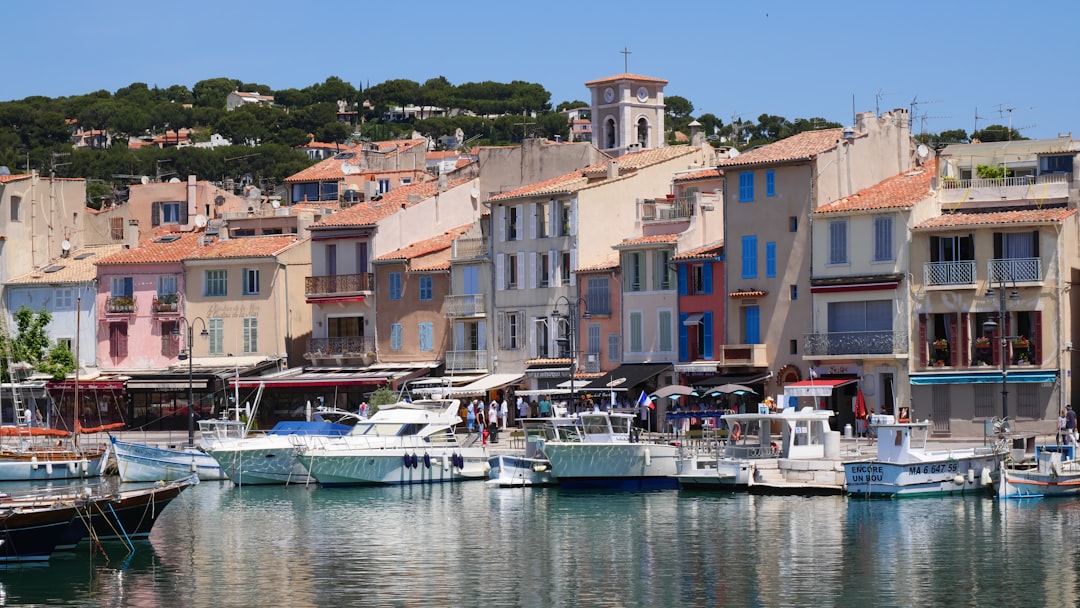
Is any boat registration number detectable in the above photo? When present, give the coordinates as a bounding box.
[907,462,958,475]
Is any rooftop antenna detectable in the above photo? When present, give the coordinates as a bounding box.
[909,96,941,129]
[995,104,1035,141]
[918,113,949,135]
[621,46,631,73]
[875,89,888,116]
[513,111,535,143]
[974,107,988,137]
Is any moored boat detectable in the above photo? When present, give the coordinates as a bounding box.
[0,502,79,562]
[110,436,225,482]
[996,445,1080,499]
[487,417,578,487]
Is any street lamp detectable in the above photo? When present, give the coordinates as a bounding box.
[176,316,209,447]
[553,296,588,413]
[983,281,1020,429]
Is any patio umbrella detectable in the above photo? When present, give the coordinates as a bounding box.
[715,383,756,395]
[855,389,868,419]
[651,385,697,399]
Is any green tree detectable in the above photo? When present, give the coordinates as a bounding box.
[972,124,1026,142]
[366,385,399,415]
[38,342,76,381]
[193,77,242,109]
[1,306,52,381]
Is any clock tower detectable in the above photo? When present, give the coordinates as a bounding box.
[585,73,667,157]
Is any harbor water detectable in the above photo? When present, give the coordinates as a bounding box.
[2,480,1079,607]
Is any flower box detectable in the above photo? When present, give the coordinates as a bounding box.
[932,339,949,349]
[1013,337,1030,348]
[974,338,991,349]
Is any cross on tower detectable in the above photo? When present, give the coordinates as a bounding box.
[621,47,631,73]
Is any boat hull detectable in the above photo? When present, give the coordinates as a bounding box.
[0,506,77,562]
[56,478,195,549]
[544,442,681,490]
[111,438,225,482]
[0,447,109,481]
[486,454,557,487]
[676,458,750,490]
[209,438,312,485]
[302,447,490,487]
[845,454,1000,498]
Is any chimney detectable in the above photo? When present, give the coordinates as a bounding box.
[219,225,229,241]
[187,175,197,226]
[126,219,139,249]
[607,160,618,180]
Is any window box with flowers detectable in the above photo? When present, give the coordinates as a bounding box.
[974,337,991,349]
[1012,337,1030,348]
[932,338,949,350]
[934,359,947,367]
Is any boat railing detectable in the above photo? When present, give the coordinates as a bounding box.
[299,433,460,453]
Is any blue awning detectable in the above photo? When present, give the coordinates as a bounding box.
[910,370,1059,385]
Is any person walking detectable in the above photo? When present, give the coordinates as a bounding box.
[539,395,552,417]
[1066,405,1078,446]
[488,400,500,444]
[476,404,487,445]
[500,397,509,430]
[466,400,477,437]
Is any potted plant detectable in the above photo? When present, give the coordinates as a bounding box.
[1016,351,1031,365]
[933,338,949,350]
[1013,336,1030,348]
[974,337,991,349]
[156,293,178,311]
[111,296,135,311]
[934,359,946,367]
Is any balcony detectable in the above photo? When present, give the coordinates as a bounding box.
[444,294,486,318]
[580,355,601,374]
[938,173,1072,205]
[639,194,695,222]
[305,336,376,360]
[105,296,136,315]
[988,258,1041,283]
[152,294,181,315]
[451,237,488,260]
[924,260,976,286]
[718,343,769,367]
[446,350,488,372]
[803,331,909,358]
[305,273,374,297]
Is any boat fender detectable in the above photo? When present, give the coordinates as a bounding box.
[81,458,89,473]
[981,468,992,486]
[404,453,412,469]
[730,422,742,442]
[423,452,431,469]
[442,453,450,471]
[453,453,463,469]
[190,461,198,473]
[953,475,965,485]
[31,456,39,471]
[46,462,54,475]
[967,469,975,484]
[410,453,418,469]
[645,447,652,467]
[68,461,78,474]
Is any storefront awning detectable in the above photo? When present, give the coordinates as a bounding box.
[582,363,671,392]
[127,380,208,390]
[46,380,126,391]
[910,370,1058,385]
[682,313,704,326]
[446,373,525,397]
[674,361,718,374]
[695,372,771,387]
[783,378,857,397]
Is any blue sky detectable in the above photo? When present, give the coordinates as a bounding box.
[5,0,1076,140]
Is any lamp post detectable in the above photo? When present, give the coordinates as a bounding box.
[553,296,588,414]
[983,280,1020,428]
[176,316,209,447]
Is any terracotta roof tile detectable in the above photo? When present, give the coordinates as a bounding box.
[184,235,304,260]
[584,73,669,86]
[729,289,768,297]
[283,140,427,184]
[914,206,1077,230]
[815,161,936,214]
[0,174,30,184]
[674,168,722,182]
[717,129,845,168]
[8,245,126,285]
[575,259,620,273]
[312,179,471,228]
[95,232,205,265]
[580,146,699,178]
[375,223,473,262]
[614,233,680,248]
[673,241,724,260]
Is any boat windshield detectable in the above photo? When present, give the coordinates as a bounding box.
[349,422,427,437]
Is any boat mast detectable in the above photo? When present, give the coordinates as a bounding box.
[74,295,80,448]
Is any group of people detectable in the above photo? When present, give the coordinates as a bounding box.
[465,397,508,445]
[1058,405,1078,445]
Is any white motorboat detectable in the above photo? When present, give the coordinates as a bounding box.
[844,418,1001,498]
[298,399,489,487]
[487,417,579,487]
[542,412,680,490]
[677,407,848,494]
[110,436,226,482]
[204,409,360,486]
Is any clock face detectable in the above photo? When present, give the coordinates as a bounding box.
[637,86,649,102]
[604,87,614,103]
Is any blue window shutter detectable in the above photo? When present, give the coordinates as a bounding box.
[739,172,754,202]
[677,265,688,296]
[766,170,775,197]
[766,242,776,278]
[678,313,689,360]
[702,263,713,294]
[741,236,757,279]
[746,306,760,344]
[702,312,713,360]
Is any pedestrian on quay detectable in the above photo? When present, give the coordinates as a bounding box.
[1067,405,1078,446]
[517,396,527,422]
[477,404,487,445]
[539,395,552,417]
[488,400,500,444]
[467,400,477,436]
[1059,409,1068,445]
[500,396,509,429]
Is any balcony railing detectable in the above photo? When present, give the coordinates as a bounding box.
[451,237,488,259]
[105,296,136,315]
[988,258,1041,283]
[152,295,181,314]
[306,336,376,358]
[803,331,909,357]
[580,355,601,374]
[444,294,486,318]
[938,173,1072,204]
[446,350,488,372]
[639,194,695,222]
[305,273,374,296]
[924,260,976,286]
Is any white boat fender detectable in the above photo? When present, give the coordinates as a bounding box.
[81,458,89,473]
[31,456,38,471]
[46,462,54,475]
[967,469,975,484]
[645,447,652,467]
[190,461,198,473]
[68,461,78,474]
[981,468,993,486]
[442,453,450,471]
[423,452,431,469]
[953,475,965,485]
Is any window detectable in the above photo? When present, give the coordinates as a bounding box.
[587,324,601,357]
[873,216,893,262]
[208,318,224,355]
[790,339,798,355]
[111,276,133,297]
[828,220,848,265]
[586,277,611,315]
[505,312,521,350]
[738,172,754,202]
[766,242,777,278]
[57,338,72,352]
[388,272,402,300]
[658,310,673,352]
[789,216,798,232]
[559,201,572,236]
[766,170,775,197]
[161,202,182,224]
[243,268,260,295]
[654,250,673,290]
[507,254,518,288]
[741,236,758,279]
[561,252,571,285]
[327,316,362,338]
[538,252,551,287]
[110,217,124,241]
[54,288,74,310]
[391,323,403,350]
[242,317,258,353]
[742,305,760,344]
[418,275,433,301]
[506,206,520,241]
[10,196,22,222]
[377,178,390,194]
[790,284,798,300]
[418,322,433,351]
[158,275,177,297]
[629,312,643,352]
[608,334,620,362]
[533,318,550,358]
[462,265,479,294]
[109,322,127,358]
[828,300,893,355]
[683,263,713,296]
[623,252,644,291]
[536,201,550,238]
[205,270,227,296]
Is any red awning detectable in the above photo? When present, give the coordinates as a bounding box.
[783,379,856,397]
[230,376,391,389]
[306,295,366,304]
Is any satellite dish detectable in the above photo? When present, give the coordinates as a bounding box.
[917,144,930,160]
[169,177,181,183]
[214,195,225,206]
[140,176,150,185]
[470,188,480,200]
[61,239,71,251]
[194,214,208,228]
[271,200,281,208]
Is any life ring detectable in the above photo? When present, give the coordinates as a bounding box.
[730,422,742,442]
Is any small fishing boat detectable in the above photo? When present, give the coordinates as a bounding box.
[996,445,1080,499]
[0,502,80,562]
[844,418,1001,498]
[487,417,578,487]
[0,423,112,482]
[110,436,225,482]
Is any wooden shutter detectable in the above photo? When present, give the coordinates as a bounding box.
[918,313,927,368]
[960,313,969,367]
[1033,310,1043,364]
[948,314,959,366]
[151,202,161,226]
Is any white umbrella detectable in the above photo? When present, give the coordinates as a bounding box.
[715,383,756,395]
[651,385,697,399]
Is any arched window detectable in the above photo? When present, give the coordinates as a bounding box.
[605,117,617,149]
[637,117,650,148]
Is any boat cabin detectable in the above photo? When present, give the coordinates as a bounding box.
[721,407,837,460]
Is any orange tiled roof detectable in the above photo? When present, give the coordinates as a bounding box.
[729,289,768,297]
[584,73,669,86]
[184,235,304,260]
[717,129,845,168]
[575,259,619,273]
[95,232,205,265]
[525,357,573,366]
[614,233,680,248]
[674,168,722,182]
[816,161,936,214]
[312,178,471,228]
[0,174,29,184]
[580,146,698,178]
[914,207,1077,230]
[8,245,126,285]
[673,241,724,260]
[375,224,473,262]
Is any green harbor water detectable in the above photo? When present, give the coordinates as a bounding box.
[1,480,1077,607]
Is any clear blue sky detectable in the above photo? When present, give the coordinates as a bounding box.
[5,0,1076,140]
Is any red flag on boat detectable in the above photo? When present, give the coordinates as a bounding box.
[855,389,868,420]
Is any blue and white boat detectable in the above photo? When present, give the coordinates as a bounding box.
[487,417,579,487]
[111,436,226,482]
[542,412,680,490]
